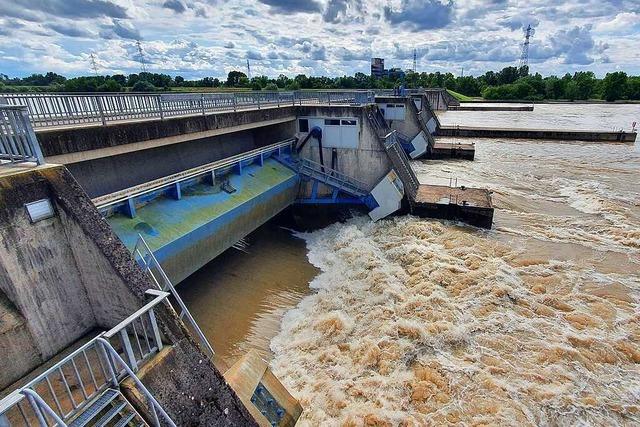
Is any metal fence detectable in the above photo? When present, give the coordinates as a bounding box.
[0,105,44,164]
[133,235,215,358]
[0,290,175,427]
[0,90,375,129]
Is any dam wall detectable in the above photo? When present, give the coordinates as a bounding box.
[376,96,423,140]
[0,165,142,388]
[438,125,638,142]
[296,104,392,197]
[67,122,293,198]
[0,165,257,424]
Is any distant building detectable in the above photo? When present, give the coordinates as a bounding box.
[371,58,406,80]
[388,67,405,80]
[371,58,385,78]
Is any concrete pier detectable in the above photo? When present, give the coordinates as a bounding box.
[438,125,637,143]
[448,105,534,111]
[430,141,476,160]
[411,184,493,229]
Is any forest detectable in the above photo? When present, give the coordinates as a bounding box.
[1,66,638,102]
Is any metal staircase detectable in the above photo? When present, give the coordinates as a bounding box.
[298,158,369,198]
[382,131,420,200]
[69,389,144,427]
[366,106,420,200]
[0,291,177,427]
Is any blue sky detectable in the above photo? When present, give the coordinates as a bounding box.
[0,0,639,79]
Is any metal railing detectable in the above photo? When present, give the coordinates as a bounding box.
[382,131,419,199]
[0,105,44,164]
[133,235,216,358]
[0,90,375,129]
[298,158,369,197]
[92,138,295,210]
[0,290,175,427]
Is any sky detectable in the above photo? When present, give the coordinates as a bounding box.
[0,0,639,79]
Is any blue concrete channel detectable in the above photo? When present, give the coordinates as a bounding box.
[108,158,299,283]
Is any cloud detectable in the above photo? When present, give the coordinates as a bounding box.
[100,19,141,40]
[224,41,236,48]
[323,0,364,23]
[247,50,263,60]
[384,0,454,30]
[162,0,187,13]
[550,26,598,65]
[6,0,128,19]
[258,0,322,14]
[47,22,93,38]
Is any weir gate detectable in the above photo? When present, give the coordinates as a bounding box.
[0,89,491,426]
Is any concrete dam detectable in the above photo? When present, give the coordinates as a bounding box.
[0,89,493,426]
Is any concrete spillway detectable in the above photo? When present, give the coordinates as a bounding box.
[108,159,298,284]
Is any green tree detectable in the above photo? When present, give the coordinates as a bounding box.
[97,79,122,92]
[131,80,156,92]
[264,82,278,91]
[226,70,247,87]
[602,72,628,101]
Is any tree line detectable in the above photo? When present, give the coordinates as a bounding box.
[1,66,638,102]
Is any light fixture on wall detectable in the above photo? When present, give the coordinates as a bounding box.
[24,199,55,223]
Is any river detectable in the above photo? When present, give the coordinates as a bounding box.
[183,103,640,425]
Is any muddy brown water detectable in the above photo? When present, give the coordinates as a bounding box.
[183,104,639,425]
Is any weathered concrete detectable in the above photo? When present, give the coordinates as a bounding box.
[449,105,534,111]
[36,106,297,160]
[423,89,460,110]
[297,105,392,194]
[122,340,258,427]
[0,165,259,425]
[438,125,638,142]
[412,184,494,229]
[66,122,294,198]
[376,96,422,140]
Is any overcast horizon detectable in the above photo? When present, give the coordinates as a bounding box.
[0,0,639,79]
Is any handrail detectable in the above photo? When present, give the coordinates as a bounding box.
[298,158,369,196]
[92,138,295,209]
[0,105,44,164]
[133,235,216,358]
[0,90,375,129]
[97,338,176,427]
[20,389,66,427]
[103,290,169,339]
[0,291,174,427]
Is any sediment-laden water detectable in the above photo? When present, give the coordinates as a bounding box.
[270,133,640,423]
[438,103,639,134]
[181,103,639,425]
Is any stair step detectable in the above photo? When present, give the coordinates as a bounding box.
[95,401,127,426]
[113,411,138,427]
[69,389,119,427]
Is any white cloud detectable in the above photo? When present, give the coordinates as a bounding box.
[0,0,638,78]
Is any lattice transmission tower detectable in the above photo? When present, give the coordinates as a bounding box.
[89,53,99,76]
[518,24,535,69]
[136,40,147,74]
[413,48,417,73]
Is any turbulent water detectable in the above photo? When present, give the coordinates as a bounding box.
[270,129,640,424]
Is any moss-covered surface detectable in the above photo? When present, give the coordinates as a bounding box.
[108,159,297,252]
